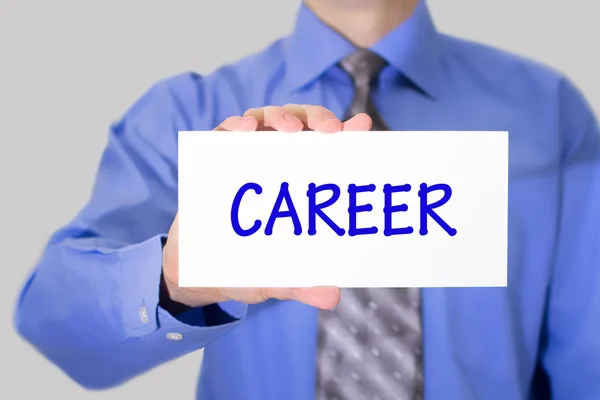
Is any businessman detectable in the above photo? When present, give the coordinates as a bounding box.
[14,0,600,399]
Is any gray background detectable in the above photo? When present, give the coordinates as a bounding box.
[0,0,597,398]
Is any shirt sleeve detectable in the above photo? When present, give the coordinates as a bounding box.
[542,80,600,399]
[13,73,248,390]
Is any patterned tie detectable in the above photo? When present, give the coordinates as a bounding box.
[315,49,424,400]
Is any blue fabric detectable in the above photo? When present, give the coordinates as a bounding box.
[14,1,600,399]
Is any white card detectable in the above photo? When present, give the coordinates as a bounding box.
[177,131,508,288]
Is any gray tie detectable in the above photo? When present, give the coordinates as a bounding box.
[315,49,424,400]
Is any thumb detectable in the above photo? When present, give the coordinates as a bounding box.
[262,287,341,310]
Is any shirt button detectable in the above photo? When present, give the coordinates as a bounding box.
[166,332,184,341]
[139,306,149,323]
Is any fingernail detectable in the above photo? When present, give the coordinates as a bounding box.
[283,113,298,121]
[240,116,254,121]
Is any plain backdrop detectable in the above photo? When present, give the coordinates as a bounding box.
[1,0,598,398]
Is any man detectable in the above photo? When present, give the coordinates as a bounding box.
[13,0,600,399]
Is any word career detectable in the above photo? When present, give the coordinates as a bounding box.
[230,182,458,237]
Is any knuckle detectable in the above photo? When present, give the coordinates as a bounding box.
[243,108,260,116]
[262,105,279,116]
[258,287,270,302]
[307,105,328,116]
[318,105,335,116]
[284,104,307,119]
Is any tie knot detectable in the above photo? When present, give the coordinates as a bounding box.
[339,49,387,86]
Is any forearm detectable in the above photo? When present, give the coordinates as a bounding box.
[14,234,246,389]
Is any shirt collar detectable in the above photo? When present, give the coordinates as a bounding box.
[284,0,443,98]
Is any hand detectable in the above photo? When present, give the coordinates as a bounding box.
[162,105,373,311]
[215,104,372,133]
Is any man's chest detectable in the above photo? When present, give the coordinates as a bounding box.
[198,90,558,388]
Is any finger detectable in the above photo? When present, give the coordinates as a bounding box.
[242,108,270,130]
[342,113,373,131]
[292,287,341,309]
[282,104,310,130]
[263,106,304,132]
[214,116,259,132]
[262,287,341,310]
[244,106,304,132]
[303,105,343,133]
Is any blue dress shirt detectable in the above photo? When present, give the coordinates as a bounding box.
[14,1,600,399]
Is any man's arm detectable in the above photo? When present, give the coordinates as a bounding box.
[13,77,356,389]
[13,76,248,389]
[542,81,600,399]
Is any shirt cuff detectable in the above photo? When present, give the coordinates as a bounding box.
[118,234,248,339]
